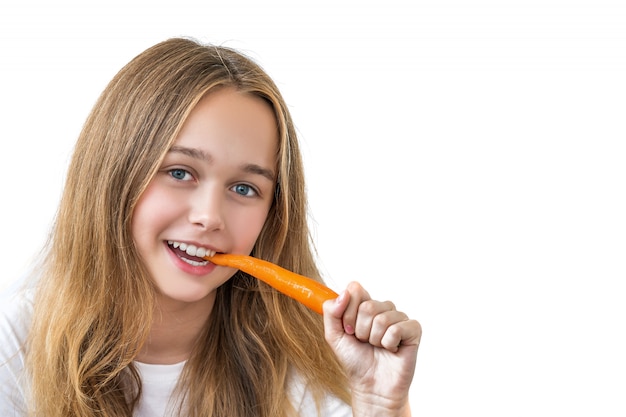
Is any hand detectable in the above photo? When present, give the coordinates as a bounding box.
[323,282,422,417]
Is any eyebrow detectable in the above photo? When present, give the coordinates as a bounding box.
[170,145,212,162]
[169,145,276,182]
[241,163,276,182]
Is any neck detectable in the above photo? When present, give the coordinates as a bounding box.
[136,293,216,364]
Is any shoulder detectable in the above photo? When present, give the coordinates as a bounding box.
[0,284,33,350]
[0,284,33,416]
[288,369,353,417]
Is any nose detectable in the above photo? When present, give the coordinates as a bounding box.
[188,184,225,231]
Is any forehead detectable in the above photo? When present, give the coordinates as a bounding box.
[181,88,277,139]
[171,88,279,176]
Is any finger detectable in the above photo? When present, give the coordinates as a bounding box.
[364,309,409,348]
[381,319,423,352]
[352,300,396,343]
[340,282,370,335]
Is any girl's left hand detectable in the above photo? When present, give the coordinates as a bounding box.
[323,282,422,417]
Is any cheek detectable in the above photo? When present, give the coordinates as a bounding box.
[131,200,154,250]
[131,186,175,243]
[228,206,272,253]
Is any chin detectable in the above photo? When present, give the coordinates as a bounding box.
[156,285,217,305]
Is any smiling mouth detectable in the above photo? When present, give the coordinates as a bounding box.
[167,240,216,266]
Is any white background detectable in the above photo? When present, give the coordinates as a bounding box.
[1,1,625,415]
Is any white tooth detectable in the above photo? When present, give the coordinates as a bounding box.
[179,243,188,251]
[186,245,198,257]
[172,241,180,249]
[208,250,216,257]
[196,247,207,257]
[180,257,208,267]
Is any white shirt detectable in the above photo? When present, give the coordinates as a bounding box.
[134,361,186,416]
[0,284,352,416]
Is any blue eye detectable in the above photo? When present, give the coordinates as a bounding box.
[169,169,191,181]
[233,184,256,197]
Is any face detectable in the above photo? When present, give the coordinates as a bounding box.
[132,87,278,308]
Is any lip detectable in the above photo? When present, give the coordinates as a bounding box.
[164,241,219,276]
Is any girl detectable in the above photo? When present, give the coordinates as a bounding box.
[0,37,421,417]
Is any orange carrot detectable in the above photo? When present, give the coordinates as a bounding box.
[204,253,338,314]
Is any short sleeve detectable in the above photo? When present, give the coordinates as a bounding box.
[0,287,32,416]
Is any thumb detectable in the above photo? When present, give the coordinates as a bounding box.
[322,290,350,345]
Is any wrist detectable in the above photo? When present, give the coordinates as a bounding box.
[350,392,411,417]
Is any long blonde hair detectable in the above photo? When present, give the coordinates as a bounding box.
[26,37,349,417]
